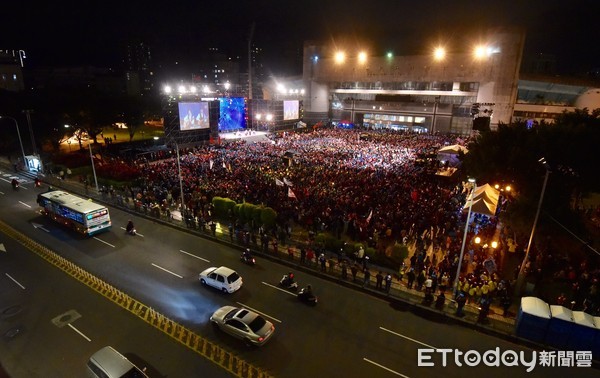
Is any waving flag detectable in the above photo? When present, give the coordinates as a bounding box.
[275,178,284,187]
[283,177,294,187]
[366,209,373,224]
[288,188,297,199]
[209,159,214,170]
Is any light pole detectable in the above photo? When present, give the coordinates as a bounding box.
[454,177,476,297]
[515,158,551,295]
[174,142,186,214]
[0,115,27,170]
[88,142,99,193]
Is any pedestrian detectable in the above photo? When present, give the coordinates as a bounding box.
[319,253,326,272]
[306,249,315,266]
[416,270,426,291]
[362,268,371,288]
[362,255,370,270]
[385,273,392,293]
[375,271,384,290]
[455,291,467,317]
[210,221,216,236]
[300,248,306,264]
[288,247,294,260]
[407,268,416,289]
[351,264,358,282]
[341,260,348,280]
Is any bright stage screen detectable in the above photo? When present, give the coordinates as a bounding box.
[218,97,246,131]
[284,100,299,120]
[178,102,209,131]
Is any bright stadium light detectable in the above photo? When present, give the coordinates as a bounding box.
[334,51,346,64]
[277,83,286,93]
[266,114,273,121]
[433,46,446,61]
[256,114,262,120]
[224,81,231,90]
[190,86,197,93]
[178,85,186,93]
[164,85,172,94]
[358,51,367,64]
[202,85,210,93]
[386,51,393,59]
[300,89,305,94]
[474,45,488,59]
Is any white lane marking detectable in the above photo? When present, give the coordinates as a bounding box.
[67,323,91,342]
[93,237,115,248]
[379,326,438,350]
[179,249,210,262]
[5,273,25,289]
[151,263,183,278]
[119,227,144,237]
[19,201,31,208]
[363,358,409,377]
[236,302,282,323]
[31,222,50,232]
[0,191,4,195]
[261,281,297,297]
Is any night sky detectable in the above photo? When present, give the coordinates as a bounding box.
[3,0,599,76]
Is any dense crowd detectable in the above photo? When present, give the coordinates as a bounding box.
[132,128,471,245]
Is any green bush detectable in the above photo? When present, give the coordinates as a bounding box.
[212,197,236,218]
[252,205,264,226]
[260,207,277,229]
[233,203,243,219]
[241,203,257,223]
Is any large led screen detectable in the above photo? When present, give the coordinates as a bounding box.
[284,100,299,120]
[218,97,246,131]
[178,102,210,131]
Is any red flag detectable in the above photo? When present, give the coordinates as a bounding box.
[288,188,297,199]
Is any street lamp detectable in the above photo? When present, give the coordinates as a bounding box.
[515,158,551,295]
[454,177,477,296]
[0,116,27,170]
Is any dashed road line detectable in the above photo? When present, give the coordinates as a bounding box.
[19,201,31,207]
[5,273,25,289]
[379,326,438,349]
[93,237,115,248]
[68,323,91,342]
[261,281,297,296]
[179,249,210,262]
[363,358,409,377]
[236,302,282,323]
[151,263,183,278]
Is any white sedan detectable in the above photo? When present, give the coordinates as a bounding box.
[199,266,243,293]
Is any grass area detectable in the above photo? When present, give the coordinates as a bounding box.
[96,123,164,143]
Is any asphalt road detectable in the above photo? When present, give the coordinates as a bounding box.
[0,173,598,378]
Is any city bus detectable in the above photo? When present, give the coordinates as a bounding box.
[37,190,111,236]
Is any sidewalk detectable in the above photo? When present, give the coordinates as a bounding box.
[1,159,517,339]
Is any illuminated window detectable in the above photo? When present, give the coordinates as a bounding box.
[414,117,425,123]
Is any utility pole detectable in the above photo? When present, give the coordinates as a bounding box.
[23,109,37,156]
[247,22,255,100]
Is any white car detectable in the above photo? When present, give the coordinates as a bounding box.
[86,346,148,378]
[199,266,243,293]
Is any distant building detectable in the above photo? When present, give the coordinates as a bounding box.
[302,28,526,134]
[123,41,154,96]
[0,51,25,92]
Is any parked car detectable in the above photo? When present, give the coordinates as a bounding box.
[199,266,243,293]
[86,346,147,378]
[210,306,275,346]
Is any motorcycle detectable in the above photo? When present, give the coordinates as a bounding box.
[279,274,298,291]
[34,178,42,188]
[297,287,318,305]
[11,179,19,190]
[126,222,137,236]
[240,252,256,265]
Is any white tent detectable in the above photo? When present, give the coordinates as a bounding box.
[437,144,469,167]
[463,183,500,217]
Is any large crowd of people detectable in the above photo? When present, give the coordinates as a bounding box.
[132,128,471,246]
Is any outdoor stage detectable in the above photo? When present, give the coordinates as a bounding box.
[219,130,271,143]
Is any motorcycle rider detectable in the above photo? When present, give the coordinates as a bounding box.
[11,178,19,189]
[126,220,135,234]
[242,248,252,260]
[282,272,295,286]
[34,177,41,187]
